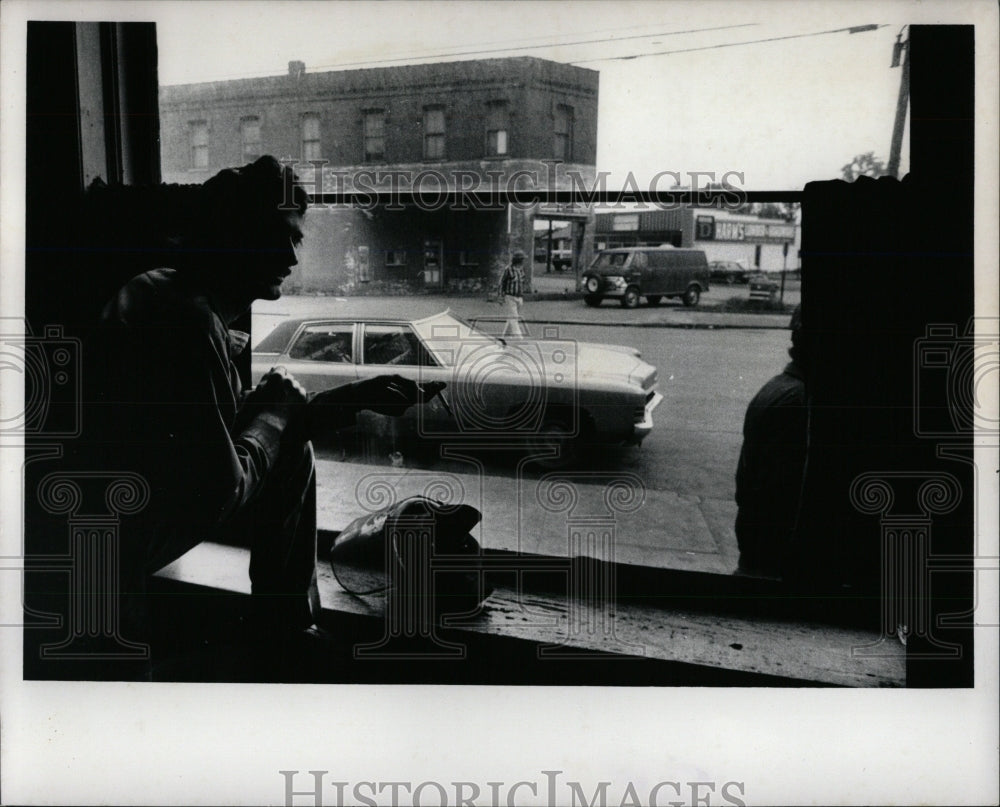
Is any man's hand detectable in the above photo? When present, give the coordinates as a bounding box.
[244,366,307,423]
[311,375,444,417]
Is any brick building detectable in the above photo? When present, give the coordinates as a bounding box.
[160,57,599,294]
[594,208,800,273]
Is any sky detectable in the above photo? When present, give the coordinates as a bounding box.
[148,0,935,189]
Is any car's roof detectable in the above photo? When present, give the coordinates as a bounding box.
[274,309,450,326]
[253,309,453,353]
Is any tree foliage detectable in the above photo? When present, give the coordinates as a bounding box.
[841,151,887,182]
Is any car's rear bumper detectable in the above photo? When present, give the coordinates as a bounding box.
[627,391,664,444]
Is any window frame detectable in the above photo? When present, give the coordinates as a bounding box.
[385,248,408,268]
[287,323,357,364]
[362,107,386,163]
[554,103,574,161]
[240,115,261,163]
[485,99,509,157]
[422,105,446,161]
[189,119,209,169]
[458,250,480,267]
[360,322,439,367]
[300,112,321,162]
[102,23,966,649]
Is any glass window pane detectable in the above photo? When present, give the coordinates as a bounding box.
[424,107,444,133]
[363,325,425,366]
[364,110,385,161]
[425,133,444,159]
[289,326,353,362]
[190,121,208,168]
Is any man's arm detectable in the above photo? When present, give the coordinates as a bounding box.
[113,326,296,531]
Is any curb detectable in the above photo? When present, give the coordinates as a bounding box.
[519,317,791,330]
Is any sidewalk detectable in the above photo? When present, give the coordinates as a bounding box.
[255,292,794,338]
[315,459,740,575]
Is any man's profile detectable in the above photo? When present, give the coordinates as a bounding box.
[93,156,436,674]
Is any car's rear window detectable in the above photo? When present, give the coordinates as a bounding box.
[253,319,301,353]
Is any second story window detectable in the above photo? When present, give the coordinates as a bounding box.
[423,106,445,160]
[190,120,209,169]
[486,100,509,156]
[301,113,321,161]
[554,104,574,161]
[241,116,261,162]
[363,109,385,162]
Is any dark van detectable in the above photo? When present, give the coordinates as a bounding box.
[581,247,710,308]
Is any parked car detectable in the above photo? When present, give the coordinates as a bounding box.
[253,311,663,467]
[748,274,780,301]
[708,260,752,284]
[581,246,710,308]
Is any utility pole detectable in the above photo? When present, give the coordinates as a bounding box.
[546,218,553,273]
[888,27,910,179]
[780,241,788,304]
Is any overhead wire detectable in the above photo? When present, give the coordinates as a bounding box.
[307,22,760,70]
[162,23,760,83]
[570,23,889,63]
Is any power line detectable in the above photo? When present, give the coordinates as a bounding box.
[571,23,888,64]
[164,23,760,83]
[307,20,755,70]
[307,22,760,70]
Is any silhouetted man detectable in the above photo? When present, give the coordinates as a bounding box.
[735,305,807,578]
[97,156,433,659]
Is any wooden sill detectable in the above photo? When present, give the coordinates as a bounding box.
[153,540,905,687]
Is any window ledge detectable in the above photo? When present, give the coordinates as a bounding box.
[154,540,905,687]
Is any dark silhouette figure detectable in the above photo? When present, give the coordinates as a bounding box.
[735,305,807,578]
[90,157,435,666]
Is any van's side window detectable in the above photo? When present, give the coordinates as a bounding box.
[632,251,647,269]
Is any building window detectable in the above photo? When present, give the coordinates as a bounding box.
[554,104,574,161]
[240,116,261,162]
[363,109,385,162]
[189,120,209,169]
[301,113,321,161]
[385,249,408,267]
[486,100,509,156]
[423,106,445,160]
[458,250,480,266]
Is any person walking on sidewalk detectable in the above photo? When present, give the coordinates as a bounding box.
[498,249,528,337]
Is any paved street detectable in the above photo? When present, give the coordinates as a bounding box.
[253,294,793,575]
[252,286,796,344]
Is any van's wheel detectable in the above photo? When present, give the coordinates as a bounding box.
[646,295,662,306]
[682,285,701,307]
[583,295,604,307]
[621,287,640,308]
